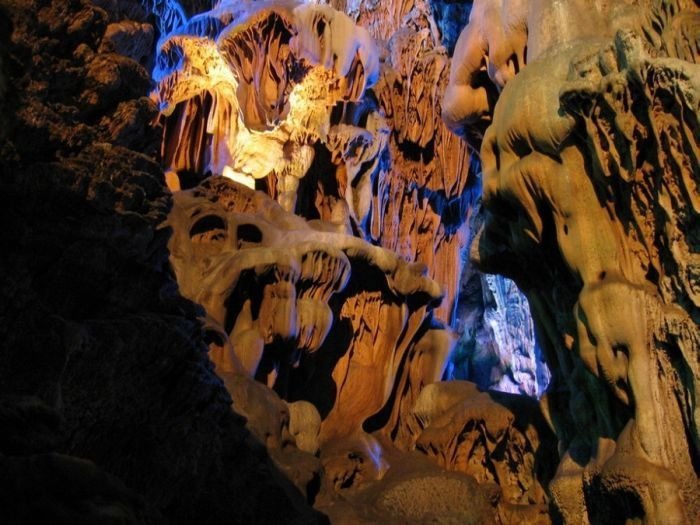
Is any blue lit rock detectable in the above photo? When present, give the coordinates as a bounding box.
[452,264,550,398]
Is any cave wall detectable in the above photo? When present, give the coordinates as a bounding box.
[3,0,697,523]
[445,0,700,521]
[152,0,547,402]
[0,0,558,522]
[0,1,326,522]
[148,0,558,522]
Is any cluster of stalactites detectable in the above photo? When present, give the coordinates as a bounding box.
[360,0,474,325]
[151,0,385,231]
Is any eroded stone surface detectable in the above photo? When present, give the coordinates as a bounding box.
[347,0,475,325]
[8,0,679,522]
[155,1,557,522]
[412,381,555,507]
[153,0,383,231]
[0,0,326,522]
[154,0,477,330]
[166,176,449,445]
[447,0,700,522]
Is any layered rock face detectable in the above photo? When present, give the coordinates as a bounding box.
[163,175,556,523]
[446,0,700,522]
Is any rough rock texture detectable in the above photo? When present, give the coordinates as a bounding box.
[339,0,549,403]
[315,445,500,525]
[154,0,549,421]
[153,1,556,523]
[447,0,700,522]
[154,0,475,328]
[153,0,382,226]
[412,381,555,508]
[341,0,475,325]
[0,0,326,523]
[349,0,548,399]
[165,175,449,447]
[307,380,555,525]
[452,243,550,397]
[160,91,549,525]
[152,0,462,447]
[0,0,569,523]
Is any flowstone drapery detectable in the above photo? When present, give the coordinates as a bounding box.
[155,1,556,523]
[166,176,447,443]
[446,0,700,522]
[154,0,477,326]
[165,175,555,523]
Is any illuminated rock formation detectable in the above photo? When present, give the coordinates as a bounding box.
[347,0,549,401]
[448,0,700,522]
[165,174,552,521]
[154,0,477,327]
[9,0,699,522]
[0,0,570,521]
[154,0,548,437]
[343,0,475,324]
[155,0,557,522]
[413,381,555,509]
[166,176,447,445]
[153,1,384,234]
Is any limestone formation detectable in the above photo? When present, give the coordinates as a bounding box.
[452,260,550,397]
[166,176,447,444]
[163,172,551,520]
[343,0,475,325]
[287,400,322,455]
[155,0,476,328]
[8,0,699,523]
[155,0,557,522]
[153,0,384,233]
[412,381,554,508]
[448,0,700,522]
[340,0,550,403]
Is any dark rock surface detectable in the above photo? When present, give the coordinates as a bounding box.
[0,0,325,523]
